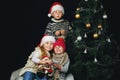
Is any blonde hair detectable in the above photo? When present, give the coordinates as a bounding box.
[39,46,52,59]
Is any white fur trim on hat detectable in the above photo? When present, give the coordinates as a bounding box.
[51,5,64,14]
[40,35,56,46]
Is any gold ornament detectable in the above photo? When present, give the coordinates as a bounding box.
[93,33,98,38]
[98,24,102,29]
[86,23,91,28]
[76,8,80,11]
[75,13,80,19]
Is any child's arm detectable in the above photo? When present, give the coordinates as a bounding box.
[44,22,54,35]
[31,47,46,64]
[53,59,70,73]
[32,54,48,64]
[60,59,70,73]
[53,63,61,70]
[31,53,41,64]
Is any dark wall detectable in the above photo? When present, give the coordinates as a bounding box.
[1,0,120,80]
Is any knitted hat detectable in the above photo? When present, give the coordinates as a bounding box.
[53,38,66,51]
[48,2,64,17]
[40,34,56,46]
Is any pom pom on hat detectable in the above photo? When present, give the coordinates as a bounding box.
[48,14,52,17]
[53,37,66,51]
[48,2,64,17]
[40,34,56,46]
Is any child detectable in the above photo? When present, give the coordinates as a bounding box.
[44,1,73,39]
[52,38,74,80]
[19,34,56,80]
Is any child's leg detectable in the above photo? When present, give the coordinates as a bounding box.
[41,76,47,80]
[23,71,35,80]
[36,75,47,80]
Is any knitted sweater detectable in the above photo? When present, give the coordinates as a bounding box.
[45,18,72,38]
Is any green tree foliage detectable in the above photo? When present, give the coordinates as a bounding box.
[65,0,120,80]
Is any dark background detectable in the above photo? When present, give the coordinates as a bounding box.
[1,0,120,80]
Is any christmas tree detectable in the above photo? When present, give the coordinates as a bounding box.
[65,0,120,80]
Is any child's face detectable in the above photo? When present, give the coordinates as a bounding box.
[51,10,63,19]
[43,41,54,51]
[54,45,64,54]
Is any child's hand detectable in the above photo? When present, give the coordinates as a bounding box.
[46,59,53,64]
[60,30,66,35]
[39,60,47,64]
[55,30,61,36]
[53,63,61,70]
[41,56,52,64]
[38,65,44,70]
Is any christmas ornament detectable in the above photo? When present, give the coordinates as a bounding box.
[75,36,82,43]
[93,33,98,38]
[103,14,107,19]
[86,23,91,28]
[100,5,104,9]
[77,36,82,41]
[84,33,87,38]
[85,0,88,2]
[94,57,98,62]
[84,49,87,54]
[75,13,80,19]
[98,24,102,29]
[76,8,80,11]
[106,38,111,42]
[98,30,101,35]
[100,28,103,31]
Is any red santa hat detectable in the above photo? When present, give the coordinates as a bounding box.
[53,37,66,51]
[40,34,56,46]
[48,2,64,17]
[42,56,50,61]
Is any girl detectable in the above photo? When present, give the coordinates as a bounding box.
[52,38,74,80]
[19,34,56,80]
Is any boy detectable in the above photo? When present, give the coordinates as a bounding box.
[45,2,73,39]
